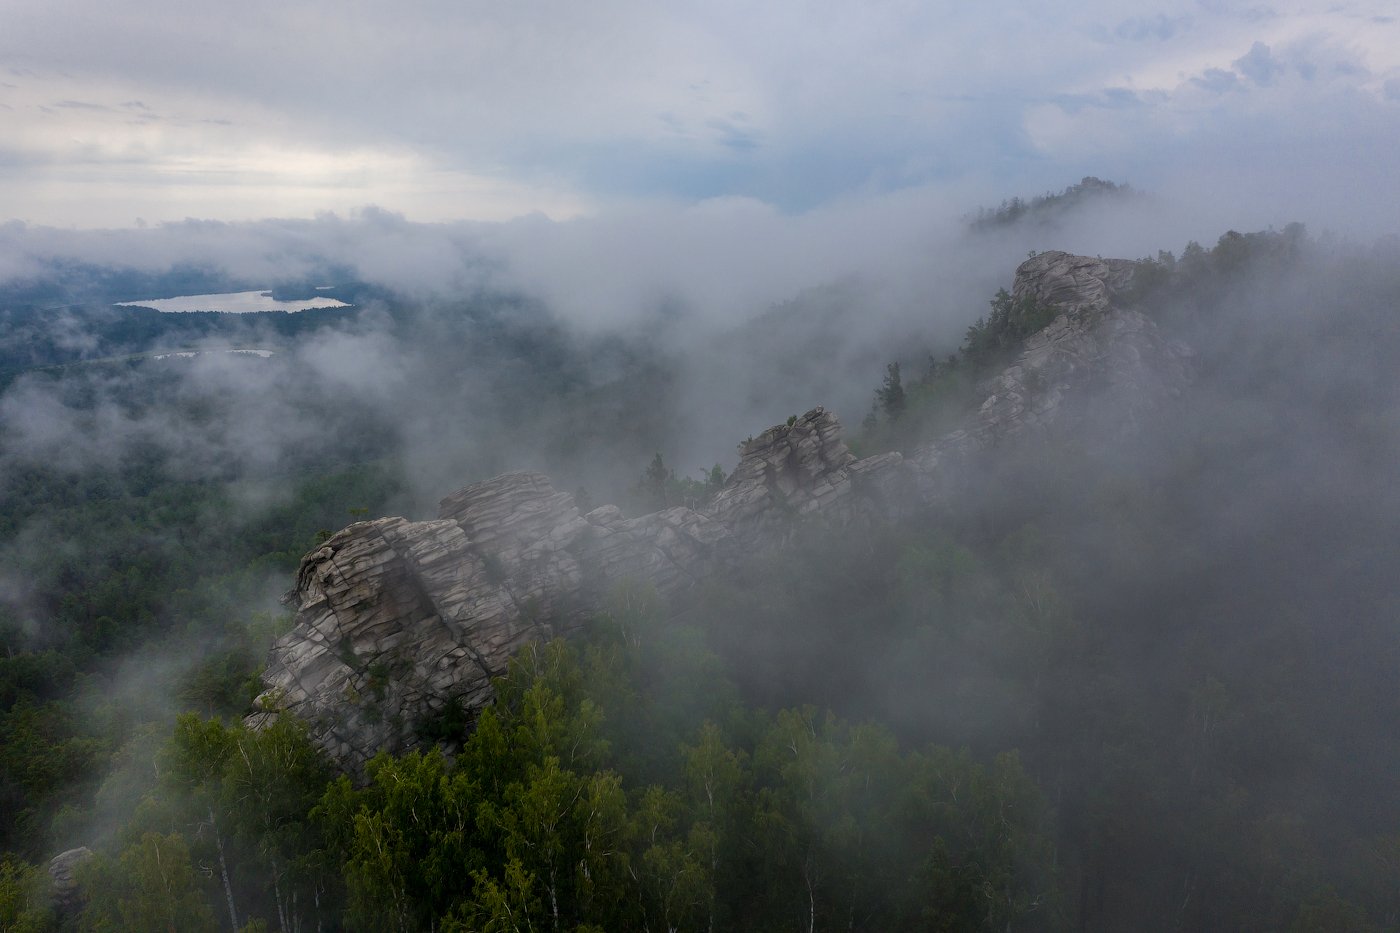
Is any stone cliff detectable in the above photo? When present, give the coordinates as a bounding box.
[250,251,1192,768]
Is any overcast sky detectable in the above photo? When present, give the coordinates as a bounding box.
[2,0,1398,231]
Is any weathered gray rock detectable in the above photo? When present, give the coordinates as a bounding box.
[49,846,92,918]
[907,251,1192,474]
[249,410,875,769]
[1012,250,1138,318]
[251,251,1193,769]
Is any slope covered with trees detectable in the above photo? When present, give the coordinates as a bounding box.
[2,224,1399,931]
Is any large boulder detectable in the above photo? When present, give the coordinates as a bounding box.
[48,846,92,919]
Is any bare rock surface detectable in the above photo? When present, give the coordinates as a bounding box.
[48,846,92,918]
[907,252,1191,475]
[251,252,1193,769]
[1012,250,1138,317]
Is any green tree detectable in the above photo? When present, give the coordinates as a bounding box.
[78,833,217,933]
[638,453,672,512]
[160,714,241,931]
[904,748,1062,930]
[876,362,906,421]
[629,786,709,933]
[159,713,334,933]
[317,749,476,932]
[0,855,52,933]
[751,708,908,933]
[681,722,747,932]
[219,715,334,933]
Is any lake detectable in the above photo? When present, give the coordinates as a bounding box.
[150,349,276,360]
[116,289,351,313]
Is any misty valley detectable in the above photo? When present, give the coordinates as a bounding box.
[1,193,1399,933]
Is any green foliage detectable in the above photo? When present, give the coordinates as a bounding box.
[78,833,218,933]
[628,453,728,514]
[302,617,1064,931]
[876,361,906,421]
[415,693,474,746]
[0,855,52,933]
[0,700,108,858]
[966,177,1135,232]
[318,750,477,932]
[962,288,1058,369]
[134,713,338,933]
[175,614,290,718]
[4,218,1397,933]
[859,283,1056,453]
[0,456,399,856]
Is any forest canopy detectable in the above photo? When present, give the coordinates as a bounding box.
[2,223,1399,931]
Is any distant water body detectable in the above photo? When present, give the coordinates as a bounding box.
[150,349,276,360]
[116,289,351,313]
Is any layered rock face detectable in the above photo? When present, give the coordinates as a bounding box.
[250,409,874,768]
[251,251,1192,768]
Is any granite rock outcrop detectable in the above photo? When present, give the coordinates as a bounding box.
[48,847,92,919]
[920,251,1192,462]
[250,251,1192,768]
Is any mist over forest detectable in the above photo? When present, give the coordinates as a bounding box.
[0,169,1397,933]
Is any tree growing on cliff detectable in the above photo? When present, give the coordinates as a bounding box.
[876,362,906,421]
[630,455,728,514]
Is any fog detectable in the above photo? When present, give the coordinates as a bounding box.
[0,176,1370,483]
[3,178,1400,929]
[3,0,1400,922]
[0,181,1155,706]
[1,180,1393,658]
[0,182,1392,619]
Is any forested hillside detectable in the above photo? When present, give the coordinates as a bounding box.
[2,224,1399,931]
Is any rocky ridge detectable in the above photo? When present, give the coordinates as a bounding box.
[250,251,1192,768]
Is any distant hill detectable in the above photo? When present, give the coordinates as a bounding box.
[966,176,1138,232]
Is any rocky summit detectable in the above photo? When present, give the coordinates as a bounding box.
[250,251,1193,769]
